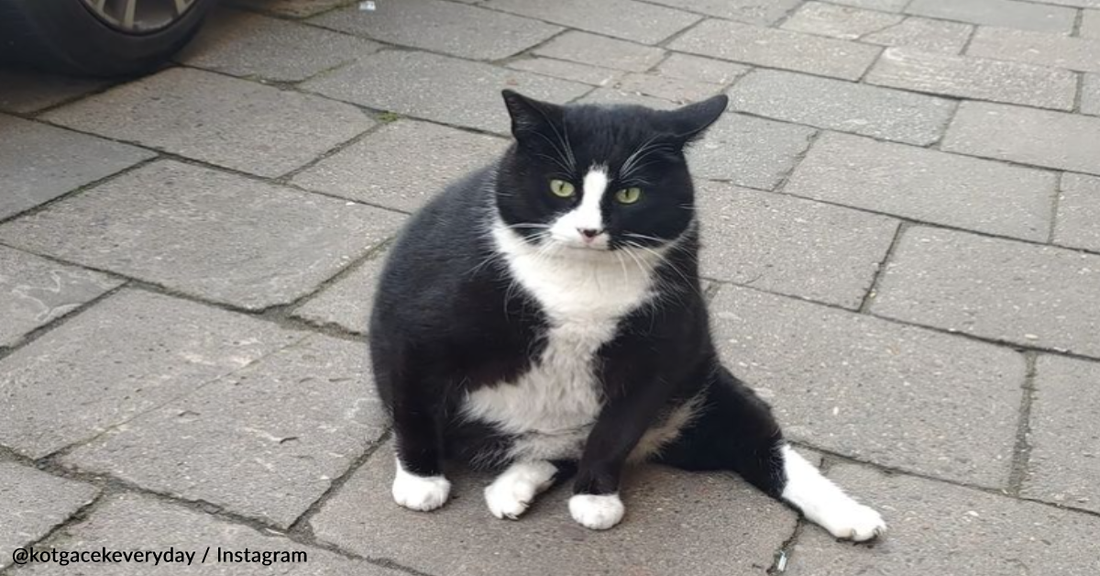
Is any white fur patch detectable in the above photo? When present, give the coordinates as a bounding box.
[629,391,705,462]
[549,165,610,248]
[485,460,559,520]
[569,493,625,530]
[780,446,886,541]
[392,458,451,512]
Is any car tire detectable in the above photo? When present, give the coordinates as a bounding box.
[0,0,215,77]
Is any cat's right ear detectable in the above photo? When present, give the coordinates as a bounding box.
[502,90,563,144]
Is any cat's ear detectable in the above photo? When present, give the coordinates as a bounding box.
[502,89,564,144]
[666,94,728,144]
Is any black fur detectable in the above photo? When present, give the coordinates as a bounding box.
[370,91,788,504]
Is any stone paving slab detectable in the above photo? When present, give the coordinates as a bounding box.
[861,17,973,54]
[0,69,108,114]
[670,19,882,81]
[0,115,154,221]
[784,132,1057,241]
[787,464,1100,576]
[865,47,1077,110]
[577,88,677,109]
[653,54,750,86]
[697,183,899,309]
[0,246,122,349]
[309,0,561,61]
[1082,74,1100,116]
[1054,173,1100,252]
[42,68,373,178]
[1083,9,1100,37]
[482,0,700,45]
[612,73,723,104]
[1023,355,1100,513]
[227,0,352,18]
[292,120,509,213]
[781,2,904,40]
[871,227,1100,358]
[61,335,385,528]
[729,69,956,145]
[310,442,798,576]
[0,161,406,310]
[301,50,589,134]
[643,0,803,25]
[711,285,1024,487]
[20,493,403,575]
[177,8,382,82]
[967,26,1100,73]
[532,31,666,73]
[830,0,909,9]
[942,101,1100,175]
[688,113,816,190]
[0,289,302,459]
[506,58,623,87]
[0,462,99,569]
[905,0,1077,33]
[292,256,385,334]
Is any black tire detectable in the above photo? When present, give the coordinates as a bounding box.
[0,0,214,78]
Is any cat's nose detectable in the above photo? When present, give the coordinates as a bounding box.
[578,228,603,241]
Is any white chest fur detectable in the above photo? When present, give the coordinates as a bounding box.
[462,224,662,461]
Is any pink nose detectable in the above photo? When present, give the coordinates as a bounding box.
[578,228,602,242]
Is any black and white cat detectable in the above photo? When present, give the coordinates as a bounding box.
[369,90,886,540]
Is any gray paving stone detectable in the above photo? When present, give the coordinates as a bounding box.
[576,88,677,109]
[670,19,882,81]
[227,0,351,18]
[292,256,384,333]
[698,183,899,309]
[0,161,405,310]
[1054,173,1100,253]
[0,290,302,459]
[1032,0,1100,7]
[62,335,385,528]
[0,463,99,569]
[689,114,815,189]
[309,0,560,60]
[483,0,700,44]
[787,464,1100,576]
[827,0,909,10]
[533,31,666,73]
[0,69,108,113]
[906,0,1076,33]
[0,246,122,348]
[0,115,154,221]
[301,51,589,134]
[613,73,723,104]
[942,101,1100,175]
[781,2,904,40]
[506,58,623,86]
[871,227,1100,358]
[176,8,382,82]
[21,494,402,576]
[311,442,797,576]
[641,0,802,25]
[292,120,509,212]
[968,26,1100,73]
[862,16,974,54]
[711,285,1024,487]
[42,68,372,178]
[1023,355,1100,513]
[865,47,1077,110]
[653,54,750,86]
[729,69,955,145]
[785,133,1057,241]
[1084,74,1100,115]
[1082,10,1100,38]
[688,113,815,190]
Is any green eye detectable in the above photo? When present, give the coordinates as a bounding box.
[615,187,643,204]
[549,179,576,198]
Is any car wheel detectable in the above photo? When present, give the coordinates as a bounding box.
[0,0,215,77]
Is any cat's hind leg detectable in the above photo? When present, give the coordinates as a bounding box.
[656,367,886,541]
[485,460,576,520]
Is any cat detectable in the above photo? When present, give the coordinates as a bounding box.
[369,89,886,540]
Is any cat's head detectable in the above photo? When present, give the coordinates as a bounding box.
[494,90,727,255]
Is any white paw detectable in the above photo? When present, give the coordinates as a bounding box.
[392,460,450,512]
[485,479,537,520]
[820,503,887,542]
[569,494,625,530]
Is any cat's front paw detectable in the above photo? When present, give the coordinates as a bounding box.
[485,478,536,520]
[569,494,624,530]
[392,462,451,512]
[821,503,887,542]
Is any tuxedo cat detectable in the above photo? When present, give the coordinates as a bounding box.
[369,90,886,540]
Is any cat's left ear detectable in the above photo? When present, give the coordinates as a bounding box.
[501,89,564,144]
[666,94,729,145]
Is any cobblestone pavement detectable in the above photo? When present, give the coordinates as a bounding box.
[3,0,1100,574]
